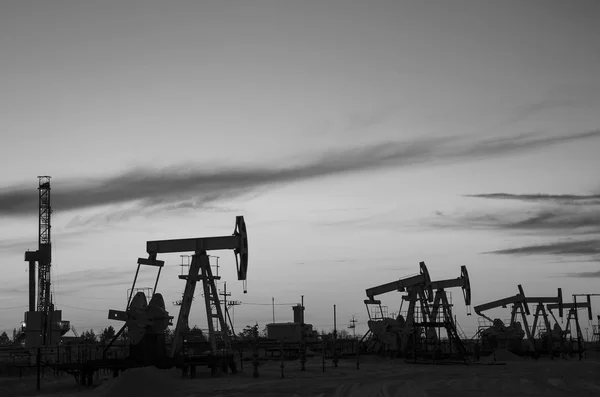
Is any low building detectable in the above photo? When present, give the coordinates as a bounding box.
[266,304,319,342]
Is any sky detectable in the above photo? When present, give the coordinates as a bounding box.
[1,0,600,339]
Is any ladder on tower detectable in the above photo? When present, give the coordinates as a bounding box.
[197,255,232,355]
[444,321,468,362]
[209,294,223,339]
[455,319,468,340]
[592,317,600,351]
[171,253,232,357]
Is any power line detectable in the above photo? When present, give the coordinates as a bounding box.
[59,304,107,312]
[54,293,115,301]
[0,305,28,310]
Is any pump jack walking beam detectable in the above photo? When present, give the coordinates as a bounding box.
[147,216,248,281]
[428,265,472,321]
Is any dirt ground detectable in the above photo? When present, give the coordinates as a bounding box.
[2,355,600,397]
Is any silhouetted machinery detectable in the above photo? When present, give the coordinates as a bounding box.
[547,294,594,355]
[23,176,71,348]
[106,264,174,366]
[474,285,563,356]
[362,262,471,362]
[106,216,248,370]
[525,289,563,355]
[413,266,471,362]
[593,315,600,349]
[362,262,432,356]
[474,285,531,353]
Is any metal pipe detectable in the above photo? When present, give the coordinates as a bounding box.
[126,264,141,309]
[152,266,162,298]
[29,261,36,312]
[334,305,337,334]
[223,282,227,332]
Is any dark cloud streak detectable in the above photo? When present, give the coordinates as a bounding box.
[483,239,600,257]
[464,193,600,205]
[1,129,599,218]
[564,270,600,278]
[442,188,600,262]
[457,209,600,234]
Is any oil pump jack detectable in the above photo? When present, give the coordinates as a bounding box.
[414,266,471,362]
[362,261,433,356]
[473,285,533,354]
[547,294,594,357]
[106,216,248,369]
[524,288,563,356]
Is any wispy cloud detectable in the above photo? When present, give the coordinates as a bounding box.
[464,193,600,205]
[0,224,128,254]
[1,129,599,221]
[63,197,239,230]
[483,239,600,257]
[445,188,600,235]
[564,270,600,278]
[50,268,134,295]
[452,208,600,235]
[443,130,600,162]
[0,238,39,253]
[0,268,134,307]
[499,83,600,129]
[435,187,600,263]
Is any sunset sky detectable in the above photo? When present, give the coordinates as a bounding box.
[1,0,599,338]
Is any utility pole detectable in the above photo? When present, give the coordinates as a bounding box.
[348,315,357,338]
[219,283,231,335]
[333,304,338,367]
[227,301,241,331]
[272,297,275,323]
[333,305,337,337]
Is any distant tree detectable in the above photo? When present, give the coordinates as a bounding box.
[11,328,25,346]
[260,325,268,338]
[237,323,260,340]
[81,329,97,344]
[337,329,351,339]
[317,328,352,339]
[187,325,207,342]
[99,326,116,344]
[0,332,10,345]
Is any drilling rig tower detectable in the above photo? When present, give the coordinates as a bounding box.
[24,176,67,347]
